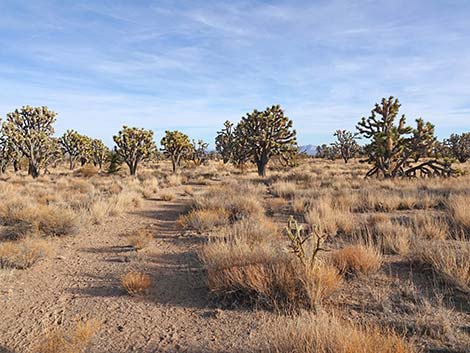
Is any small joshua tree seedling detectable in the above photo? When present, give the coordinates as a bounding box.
[284,216,328,270]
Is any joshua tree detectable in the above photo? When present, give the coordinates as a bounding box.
[0,120,11,174]
[215,121,235,164]
[113,126,155,176]
[356,97,456,178]
[59,130,92,170]
[90,139,109,169]
[2,106,57,178]
[160,130,192,173]
[191,139,209,166]
[233,105,297,177]
[44,137,63,173]
[107,149,122,174]
[444,133,470,163]
[315,144,338,160]
[332,129,360,163]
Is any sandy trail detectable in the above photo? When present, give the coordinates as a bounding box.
[0,194,267,353]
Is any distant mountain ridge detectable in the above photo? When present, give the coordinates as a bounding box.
[299,144,318,156]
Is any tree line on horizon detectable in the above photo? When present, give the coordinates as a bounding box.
[0,97,468,179]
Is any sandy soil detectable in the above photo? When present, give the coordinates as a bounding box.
[0,190,271,353]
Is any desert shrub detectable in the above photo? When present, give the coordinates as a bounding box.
[178,208,229,232]
[141,177,159,199]
[108,191,143,216]
[0,198,79,237]
[270,312,417,353]
[200,238,341,311]
[88,199,110,225]
[0,237,49,269]
[411,239,470,292]
[182,185,194,196]
[121,271,152,295]
[332,244,382,276]
[35,319,100,353]
[125,228,153,250]
[35,205,79,236]
[73,165,99,178]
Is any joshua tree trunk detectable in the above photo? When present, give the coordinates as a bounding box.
[28,161,40,178]
[256,153,269,177]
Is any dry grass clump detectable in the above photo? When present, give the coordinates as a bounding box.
[304,198,338,236]
[411,239,470,292]
[410,213,449,240]
[165,173,185,186]
[159,192,176,201]
[177,208,229,232]
[200,238,341,311]
[446,193,470,232]
[0,198,79,238]
[220,216,279,244]
[270,181,298,199]
[270,312,417,353]
[0,237,50,269]
[125,228,153,250]
[107,190,143,216]
[193,183,265,222]
[374,220,412,255]
[121,271,152,295]
[332,244,382,276]
[35,319,100,353]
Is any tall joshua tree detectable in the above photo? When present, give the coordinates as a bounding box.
[113,126,155,176]
[90,139,109,169]
[332,129,360,163]
[2,106,57,178]
[0,119,12,174]
[191,139,209,166]
[160,130,192,173]
[356,97,456,178]
[234,105,297,177]
[59,130,92,170]
[444,133,470,163]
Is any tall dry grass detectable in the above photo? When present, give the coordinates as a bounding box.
[270,312,417,353]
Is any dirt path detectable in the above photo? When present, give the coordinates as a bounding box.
[0,194,269,353]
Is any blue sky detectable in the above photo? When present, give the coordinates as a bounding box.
[1,0,470,146]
